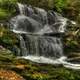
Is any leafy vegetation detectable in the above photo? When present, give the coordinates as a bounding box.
[54,0,67,12]
[63,23,80,53]
[0,0,17,20]
[0,9,11,20]
[0,27,19,54]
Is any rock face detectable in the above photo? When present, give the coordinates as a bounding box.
[0,69,25,80]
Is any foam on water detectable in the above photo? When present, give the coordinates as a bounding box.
[18,56,66,64]
[19,56,80,70]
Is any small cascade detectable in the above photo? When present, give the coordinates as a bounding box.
[19,35,27,56]
[10,15,43,34]
[9,3,80,69]
[24,35,63,58]
[34,7,48,25]
[17,3,26,14]
[51,11,67,33]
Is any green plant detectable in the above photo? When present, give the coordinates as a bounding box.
[0,0,17,20]
[54,0,67,12]
[0,9,11,20]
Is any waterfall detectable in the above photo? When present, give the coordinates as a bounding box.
[24,35,63,58]
[9,3,80,69]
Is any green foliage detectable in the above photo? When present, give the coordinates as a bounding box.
[63,23,80,52]
[0,0,17,11]
[0,27,19,54]
[0,0,17,20]
[0,9,11,20]
[54,0,67,12]
[62,0,80,20]
[0,51,80,80]
[0,27,19,50]
[18,0,54,10]
[59,0,80,52]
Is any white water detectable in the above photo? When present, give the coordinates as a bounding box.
[52,12,67,33]
[19,56,66,64]
[19,35,27,56]
[18,56,80,70]
[17,3,26,14]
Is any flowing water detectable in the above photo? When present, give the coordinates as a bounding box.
[9,3,80,69]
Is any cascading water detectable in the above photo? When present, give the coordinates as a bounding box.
[9,3,80,69]
[19,35,28,56]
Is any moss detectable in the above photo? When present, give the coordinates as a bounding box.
[0,48,80,80]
